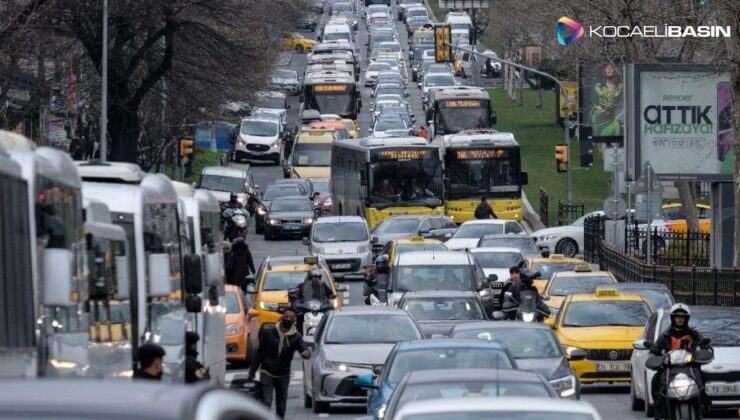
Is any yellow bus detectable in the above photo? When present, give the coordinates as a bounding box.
[439,130,528,223]
[331,136,445,229]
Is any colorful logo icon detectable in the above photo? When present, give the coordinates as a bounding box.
[557,17,584,45]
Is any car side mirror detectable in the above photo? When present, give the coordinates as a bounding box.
[569,349,587,361]
[487,274,498,282]
[643,340,654,349]
[246,283,257,294]
[183,254,203,294]
[633,339,647,350]
[476,281,488,291]
[699,338,711,347]
[303,237,311,246]
[355,373,377,388]
[371,236,379,244]
[185,295,203,313]
[303,335,315,347]
[490,113,497,126]
[520,171,528,185]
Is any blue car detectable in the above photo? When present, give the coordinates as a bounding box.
[355,339,518,420]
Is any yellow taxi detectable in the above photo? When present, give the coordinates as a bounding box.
[547,288,654,384]
[225,285,252,368]
[661,203,711,234]
[541,264,617,314]
[377,236,447,267]
[525,254,586,294]
[281,32,317,53]
[246,256,345,329]
[337,118,359,139]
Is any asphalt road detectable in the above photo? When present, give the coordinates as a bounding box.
[223,5,737,420]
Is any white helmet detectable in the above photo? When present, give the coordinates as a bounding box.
[669,303,691,329]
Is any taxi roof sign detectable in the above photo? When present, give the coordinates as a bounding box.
[549,254,565,260]
[304,256,319,265]
[595,287,619,297]
[410,235,425,242]
[574,264,592,272]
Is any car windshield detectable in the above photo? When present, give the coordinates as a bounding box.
[256,96,286,109]
[402,297,485,321]
[368,63,392,72]
[262,186,303,201]
[425,74,455,87]
[395,265,472,292]
[292,143,332,166]
[377,59,399,69]
[387,348,513,383]
[528,262,581,280]
[658,311,740,346]
[241,120,278,137]
[407,9,427,17]
[563,300,652,327]
[375,119,407,131]
[272,70,297,81]
[548,276,616,296]
[396,380,551,410]
[380,43,401,52]
[452,224,503,239]
[324,314,421,344]
[480,238,539,254]
[373,218,419,234]
[198,175,244,193]
[453,328,562,359]
[270,198,313,212]
[333,4,351,12]
[323,32,351,42]
[619,288,674,309]
[262,270,330,291]
[472,252,523,269]
[225,292,240,314]
[376,87,404,97]
[312,222,368,242]
[395,243,447,255]
[405,414,594,420]
[311,180,330,193]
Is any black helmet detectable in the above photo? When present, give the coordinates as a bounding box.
[669,303,691,330]
[230,192,238,200]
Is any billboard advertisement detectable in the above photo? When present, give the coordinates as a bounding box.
[625,64,732,181]
[579,63,625,143]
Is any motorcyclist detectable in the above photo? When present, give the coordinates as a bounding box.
[222,193,249,240]
[364,255,390,305]
[649,303,705,420]
[500,265,522,320]
[224,192,243,209]
[510,268,550,320]
[295,268,335,333]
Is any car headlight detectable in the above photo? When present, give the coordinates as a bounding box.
[303,218,315,224]
[260,301,281,311]
[270,140,280,149]
[376,404,387,419]
[478,288,492,297]
[238,137,246,146]
[522,312,536,322]
[324,197,332,206]
[226,323,242,336]
[268,218,280,225]
[549,374,577,398]
[257,206,267,215]
[538,234,559,241]
[321,360,349,372]
[357,244,369,253]
[312,245,324,254]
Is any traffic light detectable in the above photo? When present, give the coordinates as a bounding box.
[434,25,452,63]
[555,144,568,173]
[180,137,194,161]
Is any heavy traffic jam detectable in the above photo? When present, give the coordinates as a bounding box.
[0,0,739,420]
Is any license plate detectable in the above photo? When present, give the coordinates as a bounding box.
[490,282,503,289]
[596,362,630,372]
[283,224,300,231]
[333,263,352,269]
[706,383,740,396]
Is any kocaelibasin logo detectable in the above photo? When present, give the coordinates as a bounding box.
[557,16,731,45]
[557,17,584,46]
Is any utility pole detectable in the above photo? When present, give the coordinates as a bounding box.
[450,44,574,205]
[99,0,108,162]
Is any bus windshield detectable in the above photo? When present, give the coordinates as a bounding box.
[305,85,356,117]
[369,149,443,208]
[292,143,332,166]
[435,100,491,133]
[446,149,520,198]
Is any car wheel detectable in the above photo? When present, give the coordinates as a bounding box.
[630,372,644,411]
[645,373,655,417]
[295,45,305,53]
[555,238,578,257]
[312,399,330,413]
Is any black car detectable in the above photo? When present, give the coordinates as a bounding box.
[255,183,306,234]
[263,196,317,240]
[371,215,457,254]
[398,291,489,338]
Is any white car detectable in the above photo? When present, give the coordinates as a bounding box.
[445,219,525,251]
[421,72,457,106]
[365,62,392,87]
[531,211,604,258]
[253,91,288,130]
[393,397,602,420]
[305,216,373,279]
[468,247,525,282]
[630,306,740,415]
[235,117,282,165]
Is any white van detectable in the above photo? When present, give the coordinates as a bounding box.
[322,22,353,43]
[445,11,473,31]
[236,117,282,165]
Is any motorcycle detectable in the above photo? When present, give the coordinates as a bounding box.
[222,207,249,241]
[645,338,714,420]
[515,288,550,322]
[288,288,334,337]
[368,291,387,306]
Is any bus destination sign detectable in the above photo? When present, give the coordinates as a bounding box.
[378,149,428,160]
[454,149,507,159]
[315,84,349,92]
[441,100,483,108]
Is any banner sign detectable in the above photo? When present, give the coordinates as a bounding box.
[579,63,625,143]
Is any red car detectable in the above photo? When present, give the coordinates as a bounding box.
[310,178,332,216]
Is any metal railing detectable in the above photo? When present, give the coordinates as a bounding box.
[557,201,583,226]
[539,187,549,227]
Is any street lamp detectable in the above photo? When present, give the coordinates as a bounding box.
[99,0,108,162]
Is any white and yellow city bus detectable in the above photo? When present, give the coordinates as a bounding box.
[426,86,494,140]
[438,130,528,223]
[331,136,445,229]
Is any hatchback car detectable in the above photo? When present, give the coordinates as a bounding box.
[263,196,316,240]
[270,69,302,95]
[399,291,489,338]
[303,306,423,413]
[305,216,373,279]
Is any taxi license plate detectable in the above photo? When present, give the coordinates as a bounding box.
[596,362,630,372]
[706,383,740,396]
[283,224,300,231]
[333,263,352,269]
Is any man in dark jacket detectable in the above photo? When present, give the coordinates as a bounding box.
[474,197,497,219]
[363,255,390,304]
[500,265,521,320]
[248,308,311,419]
[225,237,255,291]
[185,331,210,383]
[133,343,165,380]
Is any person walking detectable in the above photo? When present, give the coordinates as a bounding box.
[474,197,497,219]
[225,237,255,292]
[248,308,311,419]
[133,343,166,380]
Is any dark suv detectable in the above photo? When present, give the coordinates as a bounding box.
[371,215,458,255]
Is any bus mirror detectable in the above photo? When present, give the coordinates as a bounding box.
[521,171,529,186]
[185,295,203,313]
[184,254,203,294]
[115,256,131,300]
[42,248,74,306]
[490,112,497,126]
[204,253,224,287]
[148,253,172,297]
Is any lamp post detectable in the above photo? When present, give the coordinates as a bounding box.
[99,0,108,162]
